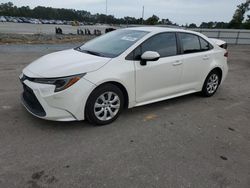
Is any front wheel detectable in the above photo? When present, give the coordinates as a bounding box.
[201,70,221,97]
[85,84,124,125]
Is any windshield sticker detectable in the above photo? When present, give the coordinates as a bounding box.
[121,36,138,41]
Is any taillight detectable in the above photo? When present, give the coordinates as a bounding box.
[220,43,228,50]
[224,51,228,58]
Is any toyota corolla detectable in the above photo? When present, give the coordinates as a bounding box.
[20,27,228,125]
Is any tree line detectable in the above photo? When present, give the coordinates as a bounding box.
[0,1,250,29]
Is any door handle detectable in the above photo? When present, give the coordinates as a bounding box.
[173,60,182,66]
[203,55,210,60]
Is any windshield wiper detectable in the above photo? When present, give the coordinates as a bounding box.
[74,46,81,51]
[84,50,104,57]
[76,48,106,57]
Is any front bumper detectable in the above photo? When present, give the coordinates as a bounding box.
[22,84,46,117]
[20,76,95,121]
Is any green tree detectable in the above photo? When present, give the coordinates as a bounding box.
[0,2,14,15]
[228,1,250,28]
[243,15,250,28]
[188,23,197,28]
[0,2,174,25]
[145,15,159,25]
[215,22,229,29]
[200,22,215,28]
[160,18,172,25]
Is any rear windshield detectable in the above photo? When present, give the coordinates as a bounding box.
[78,29,149,58]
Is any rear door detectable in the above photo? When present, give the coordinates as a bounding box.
[177,33,213,91]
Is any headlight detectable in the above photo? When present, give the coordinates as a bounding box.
[33,73,86,92]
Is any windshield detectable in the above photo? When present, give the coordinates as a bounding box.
[77,29,149,58]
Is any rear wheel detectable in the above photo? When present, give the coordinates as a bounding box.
[85,84,124,125]
[201,70,221,97]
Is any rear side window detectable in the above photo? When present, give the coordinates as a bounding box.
[141,33,177,57]
[126,32,177,60]
[179,33,200,54]
[199,37,212,51]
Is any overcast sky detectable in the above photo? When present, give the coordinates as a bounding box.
[3,0,247,25]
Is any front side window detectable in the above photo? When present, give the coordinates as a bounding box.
[179,33,201,54]
[141,33,177,57]
[127,32,177,60]
[78,29,149,58]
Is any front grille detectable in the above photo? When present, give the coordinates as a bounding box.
[20,74,35,82]
[22,83,46,117]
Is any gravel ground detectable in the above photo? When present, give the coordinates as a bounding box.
[0,33,94,44]
[0,22,116,35]
[0,44,249,188]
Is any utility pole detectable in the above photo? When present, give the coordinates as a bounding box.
[141,6,144,25]
[105,0,108,24]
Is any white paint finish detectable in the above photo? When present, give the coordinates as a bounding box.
[23,49,111,78]
[84,55,136,107]
[20,27,228,122]
[141,51,160,61]
[135,55,183,103]
[23,78,95,121]
[178,51,213,92]
[210,38,226,46]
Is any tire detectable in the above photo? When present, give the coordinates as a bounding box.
[201,70,221,97]
[85,84,124,125]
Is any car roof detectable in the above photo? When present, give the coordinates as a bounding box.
[125,26,201,35]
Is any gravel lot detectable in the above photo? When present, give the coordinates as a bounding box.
[0,44,249,188]
[0,22,117,35]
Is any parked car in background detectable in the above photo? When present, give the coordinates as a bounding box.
[0,15,82,26]
[0,16,7,22]
[15,18,23,23]
[29,18,42,24]
[20,27,228,125]
[20,17,30,23]
[55,20,63,25]
[4,16,12,22]
[40,19,49,24]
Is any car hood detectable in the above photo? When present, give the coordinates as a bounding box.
[23,49,111,78]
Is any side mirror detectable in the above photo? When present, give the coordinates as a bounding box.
[140,51,160,66]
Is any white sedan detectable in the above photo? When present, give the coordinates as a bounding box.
[20,27,228,125]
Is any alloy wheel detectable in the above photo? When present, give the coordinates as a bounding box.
[206,74,219,94]
[94,92,121,121]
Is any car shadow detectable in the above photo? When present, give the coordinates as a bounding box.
[19,92,205,131]
[123,92,200,116]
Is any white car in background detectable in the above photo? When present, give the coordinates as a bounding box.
[0,16,7,22]
[20,27,228,125]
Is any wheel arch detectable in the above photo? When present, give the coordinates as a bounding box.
[87,81,129,109]
[209,67,223,84]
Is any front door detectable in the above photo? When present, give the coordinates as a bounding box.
[134,32,183,103]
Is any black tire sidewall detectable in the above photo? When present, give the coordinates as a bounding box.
[85,84,124,125]
[202,70,221,97]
